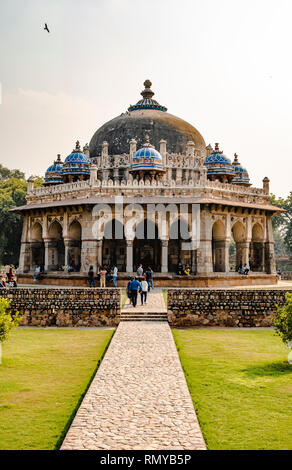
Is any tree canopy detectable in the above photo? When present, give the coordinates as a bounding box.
[271,193,292,254]
[0,165,43,266]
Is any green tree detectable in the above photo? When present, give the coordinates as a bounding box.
[271,193,292,253]
[0,298,21,364]
[274,293,292,346]
[0,165,44,266]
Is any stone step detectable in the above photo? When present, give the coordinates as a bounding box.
[121,313,168,322]
[121,317,168,322]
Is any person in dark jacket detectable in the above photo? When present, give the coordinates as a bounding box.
[129,277,142,307]
[88,265,95,288]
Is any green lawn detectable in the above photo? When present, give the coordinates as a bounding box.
[162,289,167,307]
[0,328,114,450]
[173,329,292,450]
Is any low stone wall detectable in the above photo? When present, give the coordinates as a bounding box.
[0,288,121,327]
[167,288,292,327]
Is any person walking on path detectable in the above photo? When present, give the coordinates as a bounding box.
[127,279,132,304]
[88,265,95,288]
[99,267,107,288]
[137,264,143,279]
[145,267,154,291]
[129,277,142,308]
[112,265,118,287]
[140,277,148,305]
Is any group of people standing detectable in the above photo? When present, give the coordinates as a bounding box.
[88,265,118,288]
[0,264,18,288]
[126,265,154,308]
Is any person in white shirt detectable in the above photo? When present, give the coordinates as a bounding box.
[33,265,41,281]
[112,266,118,287]
[137,264,143,278]
[140,277,149,305]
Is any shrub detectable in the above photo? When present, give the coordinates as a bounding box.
[0,298,21,344]
[274,293,292,346]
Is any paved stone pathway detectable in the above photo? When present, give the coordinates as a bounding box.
[61,320,206,450]
[122,287,167,313]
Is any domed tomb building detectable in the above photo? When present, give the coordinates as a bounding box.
[14,80,282,286]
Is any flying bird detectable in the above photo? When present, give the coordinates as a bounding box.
[44,23,50,33]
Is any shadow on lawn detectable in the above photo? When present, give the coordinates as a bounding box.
[242,361,292,379]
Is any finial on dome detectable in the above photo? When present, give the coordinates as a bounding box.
[215,143,220,152]
[233,153,239,164]
[74,140,81,152]
[141,80,155,100]
[56,154,61,162]
[143,134,153,148]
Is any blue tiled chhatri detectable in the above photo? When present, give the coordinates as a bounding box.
[232,153,250,185]
[132,138,164,172]
[61,141,90,178]
[204,143,235,178]
[44,155,63,185]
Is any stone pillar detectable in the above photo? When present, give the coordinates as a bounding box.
[64,239,71,267]
[191,248,197,274]
[101,141,108,166]
[129,139,137,165]
[159,139,167,167]
[265,214,276,274]
[237,241,250,268]
[81,240,98,273]
[161,239,169,273]
[19,242,31,273]
[90,164,98,184]
[44,240,50,271]
[196,210,213,275]
[126,239,133,273]
[224,239,230,273]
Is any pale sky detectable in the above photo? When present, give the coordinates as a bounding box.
[0,0,291,197]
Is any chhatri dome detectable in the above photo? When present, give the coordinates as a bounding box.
[232,153,251,186]
[61,140,90,183]
[204,143,235,183]
[44,154,63,186]
[89,80,206,158]
[131,135,164,180]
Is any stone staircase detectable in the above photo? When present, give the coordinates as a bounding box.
[120,311,168,322]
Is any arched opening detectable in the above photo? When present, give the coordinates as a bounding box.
[168,219,192,272]
[250,223,265,272]
[102,219,126,271]
[231,221,246,271]
[68,220,82,271]
[133,220,161,272]
[31,222,45,270]
[48,220,65,271]
[212,220,226,272]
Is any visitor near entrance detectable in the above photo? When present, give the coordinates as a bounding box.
[88,265,95,288]
[137,264,143,278]
[140,277,148,305]
[145,267,154,291]
[129,277,142,308]
[33,265,41,282]
[99,267,107,288]
[112,265,118,287]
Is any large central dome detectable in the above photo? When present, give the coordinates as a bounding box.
[89,80,206,158]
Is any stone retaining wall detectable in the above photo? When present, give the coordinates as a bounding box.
[0,288,121,327]
[167,288,292,327]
